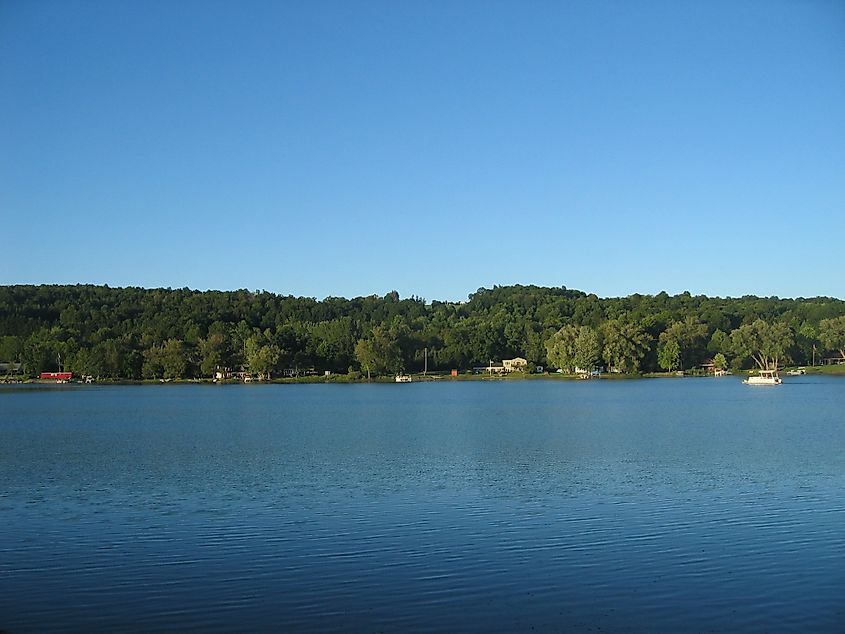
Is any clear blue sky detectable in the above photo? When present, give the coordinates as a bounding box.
[2,0,843,301]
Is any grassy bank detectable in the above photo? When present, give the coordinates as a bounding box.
[804,364,845,375]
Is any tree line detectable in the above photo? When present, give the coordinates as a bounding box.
[1,284,844,379]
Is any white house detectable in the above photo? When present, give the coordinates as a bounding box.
[503,357,528,373]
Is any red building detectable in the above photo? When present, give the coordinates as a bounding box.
[39,372,73,381]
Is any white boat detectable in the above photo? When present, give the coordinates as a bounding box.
[395,374,412,383]
[785,367,806,376]
[743,369,782,385]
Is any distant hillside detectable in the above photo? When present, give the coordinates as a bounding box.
[1,284,844,378]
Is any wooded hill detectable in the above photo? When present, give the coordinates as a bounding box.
[1,284,844,379]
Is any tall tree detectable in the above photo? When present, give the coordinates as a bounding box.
[71,347,103,378]
[199,332,229,377]
[354,326,401,379]
[658,338,681,373]
[245,335,281,380]
[354,338,378,380]
[142,345,165,379]
[0,335,21,362]
[523,326,548,368]
[309,318,356,372]
[573,327,601,373]
[161,339,189,379]
[20,328,63,374]
[661,317,707,370]
[545,325,579,373]
[600,320,651,373]
[794,322,818,367]
[707,329,730,356]
[818,316,845,362]
[730,320,793,371]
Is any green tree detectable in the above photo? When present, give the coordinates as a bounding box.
[96,339,126,377]
[657,338,681,373]
[707,329,730,356]
[245,335,281,379]
[199,332,229,377]
[545,325,579,373]
[20,328,64,375]
[354,338,378,380]
[661,317,707,369]
[161,339,189,379]
[142,345,165,379]
[818,316,845,362]
[523,326,548,368]
[309,318,356,372]
[439,319,474,369]
[386,317,416,371]
[123,348,143,379]
[573,326,600,373]
[0,335,21,362]
[600,320,651,373]
[354,326,401,379]
[713,352,727,371]
[70,347,102,378]
[793,322,817,367]
[730,320,793,371]
[232,320,253,367]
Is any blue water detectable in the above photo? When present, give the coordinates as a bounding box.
[1,377,843,632]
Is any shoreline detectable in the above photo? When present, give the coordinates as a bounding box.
[3,365,844,387]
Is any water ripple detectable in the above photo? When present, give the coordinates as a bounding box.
[3,380,845,632]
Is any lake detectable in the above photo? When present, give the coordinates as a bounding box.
[1,377,843,632]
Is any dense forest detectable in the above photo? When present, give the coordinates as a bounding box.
[1,284,844,379]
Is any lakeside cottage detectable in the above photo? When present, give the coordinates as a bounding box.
[502,357,528,372]
[473,358,529,374]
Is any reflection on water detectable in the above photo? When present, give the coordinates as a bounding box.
[1,378,844,632]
